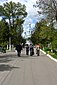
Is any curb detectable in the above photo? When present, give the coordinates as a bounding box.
[40,49,57,63]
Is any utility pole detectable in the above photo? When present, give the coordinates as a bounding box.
[6,19,11,51]
[9,21,11,51]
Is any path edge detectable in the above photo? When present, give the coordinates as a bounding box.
[40,49,57,62]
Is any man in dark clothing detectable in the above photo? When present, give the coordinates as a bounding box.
[26,44,29,55]
[30,44,34,56]
[16,44,22,57]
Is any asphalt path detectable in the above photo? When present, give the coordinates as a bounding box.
[0,48,57,85]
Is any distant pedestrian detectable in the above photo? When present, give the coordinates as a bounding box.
[30,44,34,56]
[16,43,22,57]
[36,44,40,56]
[26,44,29,55]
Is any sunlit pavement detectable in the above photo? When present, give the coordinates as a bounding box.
[0,48,57,85]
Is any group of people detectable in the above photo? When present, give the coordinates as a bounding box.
[16,43,40,57]
[26,44,34,56]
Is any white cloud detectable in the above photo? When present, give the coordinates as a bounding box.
[31,0,37,2]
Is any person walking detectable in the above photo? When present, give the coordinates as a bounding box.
[26,44,29,55]
[30,44,34,56]
[16,43,22,57]
[36,44,40,56]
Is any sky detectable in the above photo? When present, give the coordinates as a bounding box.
[0,0,44,38]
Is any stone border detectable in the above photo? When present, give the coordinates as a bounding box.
[40,49,57,62]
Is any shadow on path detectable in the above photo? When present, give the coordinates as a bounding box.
[0,58,12,63]
[0,53,17,58]
[0,50,46,63]
[0,53,17,63]
[0,64,20,71]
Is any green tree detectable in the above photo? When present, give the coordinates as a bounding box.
[33,0,57,50]
[51,29,57,50]
[0,1,27,49]
[31,20,54,46]
[0,20,9,46]
[31,21,41,44]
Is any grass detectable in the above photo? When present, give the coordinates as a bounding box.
[51,53,57,59]
[43,47,57,59]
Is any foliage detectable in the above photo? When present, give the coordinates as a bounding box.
[34,0,57,22]
[31,20,52,45]
[31,20,57,51]
[51,40,57,50]
[33,0,57,55]
[0,1,27,46]
[0,20,9,46]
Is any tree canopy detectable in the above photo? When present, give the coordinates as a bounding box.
[0,1,27,46]
[34,0,57,24]
[31,20,57,50]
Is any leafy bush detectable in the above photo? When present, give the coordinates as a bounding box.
[52,54,57,59]
[44,47,51,52]
[52,40,57,50]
